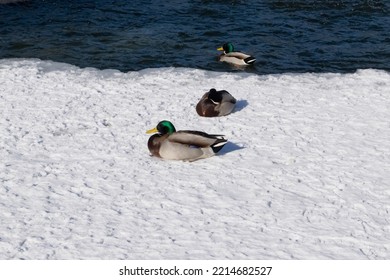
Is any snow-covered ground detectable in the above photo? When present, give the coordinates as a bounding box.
[1,58,389,259]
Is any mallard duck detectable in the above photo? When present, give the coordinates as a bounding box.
[196,88,237,117]
[146,120,227,161]
[217,43,256,66]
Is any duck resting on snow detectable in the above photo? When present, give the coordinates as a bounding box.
[217,43,256,66]
[146,120,227,161]
[196,88,237,117]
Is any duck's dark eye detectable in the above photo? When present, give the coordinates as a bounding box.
[157,122,167,133]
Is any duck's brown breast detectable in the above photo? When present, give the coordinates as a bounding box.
[196,99,219,117]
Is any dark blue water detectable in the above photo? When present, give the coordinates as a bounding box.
[1,0,389,74]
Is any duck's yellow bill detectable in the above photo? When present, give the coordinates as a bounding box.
[217,47,224,51]
[146,127,158,134]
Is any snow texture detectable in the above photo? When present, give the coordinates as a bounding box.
[1,59,390,259]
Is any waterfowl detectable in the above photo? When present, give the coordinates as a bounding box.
[217,43,256,66]
[196,88,237,117]
[146,120,227,161]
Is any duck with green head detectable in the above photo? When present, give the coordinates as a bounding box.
[217,43,256,66]
[146,120,227,161]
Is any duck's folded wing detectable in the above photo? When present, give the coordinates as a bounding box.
[225,52,250,59]
[169,131,225,147]
[220,90,237,103]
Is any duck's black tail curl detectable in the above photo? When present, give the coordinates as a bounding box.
[211,138,228,153]
[244,56,256,65]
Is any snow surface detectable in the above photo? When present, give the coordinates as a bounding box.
[1,58,389,260]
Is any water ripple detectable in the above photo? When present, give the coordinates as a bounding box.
[1,0,389,74]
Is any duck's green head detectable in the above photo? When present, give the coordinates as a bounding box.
[146,120,176,135]
[217,43,234,53]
